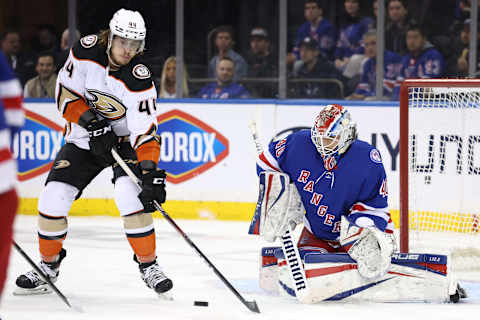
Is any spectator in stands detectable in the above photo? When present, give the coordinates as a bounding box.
[158,56,190,98]
[287,0,336,64]
[393,23,445,100]
[56,28,81,71]
[289,37,346,99]
[208,25,247,81]
[31,25,58,54]
[334,0,373,76]
[199,56,250,99]
[448,19,480,77]
[23,51,57,98]
[245,27,278,98]
[347,30,401,100]
[385,0,410,56]
[455,0,472,22]
[373,0,378,20]
[0,30,35,86]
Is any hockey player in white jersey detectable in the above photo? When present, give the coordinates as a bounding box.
[15,9,172,297]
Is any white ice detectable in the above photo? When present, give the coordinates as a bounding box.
[1,215,479,320]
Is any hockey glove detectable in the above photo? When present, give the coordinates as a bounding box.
[87,119,117,166]
[138,161,167,213]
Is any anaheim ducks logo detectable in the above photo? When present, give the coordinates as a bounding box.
[132,64,151,79]
[80,35,98,48]
[85,89,126,120]
[54,160,71,169]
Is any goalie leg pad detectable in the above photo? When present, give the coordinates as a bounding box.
[259,247,281,293]
[297,227,342,253]
[301,252,457,303]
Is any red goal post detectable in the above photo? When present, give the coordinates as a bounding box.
[399,79,480,255]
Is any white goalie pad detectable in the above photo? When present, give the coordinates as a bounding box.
[275,251,461,303]
[249,172,305,242]
[339,216,395,280]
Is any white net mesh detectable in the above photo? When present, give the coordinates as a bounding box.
[407,85,480,279]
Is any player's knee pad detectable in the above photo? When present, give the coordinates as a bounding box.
[38,181,78,217]
[114,176,143,216]
[122,212,155,259]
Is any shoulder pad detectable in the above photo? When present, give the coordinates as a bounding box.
[132,64,151,80]
[114,60,154,92]
[72,34,106,66]
[80,34,98,48]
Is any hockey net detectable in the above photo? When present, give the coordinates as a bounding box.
[399,79,480,280]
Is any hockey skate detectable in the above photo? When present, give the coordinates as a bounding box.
[450,283,468,303]
[14,249,66,296]
[135,255,173,299]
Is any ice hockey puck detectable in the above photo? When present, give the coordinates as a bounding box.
[194,301,208,307]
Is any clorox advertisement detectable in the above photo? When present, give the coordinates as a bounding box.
[157,109,229,184]
[18,100,406,221]
[12,110,64,182]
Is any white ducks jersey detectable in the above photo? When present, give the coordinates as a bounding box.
[55,34,159,162]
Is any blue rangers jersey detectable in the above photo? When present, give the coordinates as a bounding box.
[393,44,444,100]
[255,129,393,241]
[355,50,402,98]
[335,17,373,59]
[197,82,251,99]
[293,19,337,60]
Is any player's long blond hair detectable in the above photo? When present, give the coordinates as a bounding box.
[159,56,189,98]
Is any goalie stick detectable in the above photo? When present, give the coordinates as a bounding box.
[110,148,260,314]
[248,121,311,303]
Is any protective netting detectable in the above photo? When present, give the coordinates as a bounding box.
[407,86,480,278]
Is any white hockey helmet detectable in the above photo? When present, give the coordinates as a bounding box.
[108,8,146,53]
[311,104,357,157]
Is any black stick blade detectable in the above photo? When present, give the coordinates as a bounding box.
[245,300,260,313]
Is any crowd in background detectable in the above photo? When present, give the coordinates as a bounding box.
[1,0,478,100]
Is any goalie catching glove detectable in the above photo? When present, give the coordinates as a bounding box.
[340,215,396,280]
[86,118,117,166]
[138,160,166,213]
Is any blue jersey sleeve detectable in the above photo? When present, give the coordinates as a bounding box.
[348,148,390,231]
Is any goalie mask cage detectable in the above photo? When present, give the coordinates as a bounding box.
[400,79,480,279]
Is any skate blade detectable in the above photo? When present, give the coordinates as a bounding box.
[13,285,52,296]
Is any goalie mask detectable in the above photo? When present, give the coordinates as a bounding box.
[311,104,357,158]
[108,8,146,54]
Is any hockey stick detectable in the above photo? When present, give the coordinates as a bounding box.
[110,149,260,314]
[248,120,311,303]
[13,241,72,308]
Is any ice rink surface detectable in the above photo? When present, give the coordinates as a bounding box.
[1,215,479,320]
